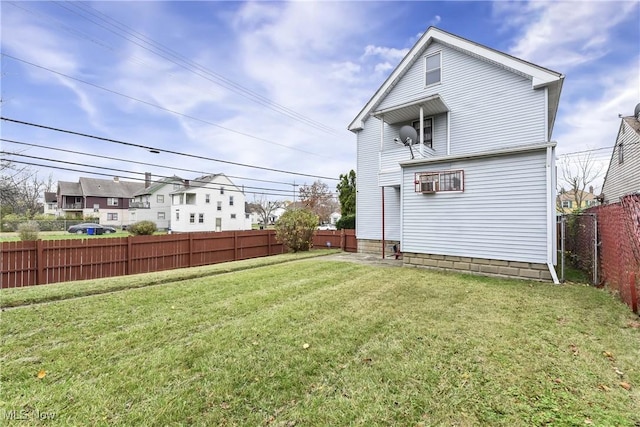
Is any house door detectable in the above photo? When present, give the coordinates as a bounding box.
[215,217,222,232]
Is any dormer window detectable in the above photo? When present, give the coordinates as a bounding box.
[425,52,441,86]
[412,118,433,148]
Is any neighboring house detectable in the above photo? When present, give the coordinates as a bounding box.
[601,104,640,204]
[57,177,144,227]
[348,26,564,282]
[170,174,251,232]
[129,173,183,230]
[556,188,598,214]
[43,192,59,216]
[329,211,342,225]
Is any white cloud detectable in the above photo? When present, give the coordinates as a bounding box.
[495,1,639,71]
[362,45,410,62]
[430,15,441,26]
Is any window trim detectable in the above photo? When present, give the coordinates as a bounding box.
[618,142,624,164]
[411,117,434,148]
[107,197,118,206]
[414,170,464,193]
[424,51,442,87]
[157,194,164,204]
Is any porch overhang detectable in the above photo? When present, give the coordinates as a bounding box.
[372,94,450,125]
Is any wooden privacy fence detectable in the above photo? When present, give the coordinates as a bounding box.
[1,229,357,288]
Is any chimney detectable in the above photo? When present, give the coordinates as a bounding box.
[184,179,190,188]
[145,172,151,188]
[589,185,593,194]
[113,176,119,182]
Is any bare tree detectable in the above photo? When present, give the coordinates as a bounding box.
[299,180,337,224]
[558,152,603,211]
[248,194,284,226]
[1,159,54,218]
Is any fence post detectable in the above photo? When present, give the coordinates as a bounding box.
[188,233,193,267]
[126,235,133,275]
[234,231,238,261]
[340,229,345,251]
[630,272,638,314]
[36,239,44,286]
[267,229,272,255]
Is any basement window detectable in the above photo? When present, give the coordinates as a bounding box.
[415,170,464,193]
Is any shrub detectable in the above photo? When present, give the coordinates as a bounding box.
[17,221,40,241]
[127,220,157,236]
[336,214,355,230]
[274,209,318,252]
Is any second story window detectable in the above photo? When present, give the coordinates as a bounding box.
[425,52,441,86]
[217,201,222,211]
[205,194,210,204]
[229,196,234,206]
[107,198,118,206]
[220,187,224,195]
[199,213,204,223]
[562,200,573,209]
[619,143,624,164]
[412,118,433,148]
[157,195,164,203]
[190,213,195,223]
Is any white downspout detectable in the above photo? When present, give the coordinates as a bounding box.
[419,106,424,158]
[546,144,560,284]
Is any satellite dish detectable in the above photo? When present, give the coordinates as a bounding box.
[634,103,640,120]
[399,125,418,146]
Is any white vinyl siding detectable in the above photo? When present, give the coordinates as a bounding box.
[377,42,546,154]
[356,123,384,240]
[602,118,640,203]
[401,150,548,263]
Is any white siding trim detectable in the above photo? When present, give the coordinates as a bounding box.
[544,87,549,141]
[546,145,560,284]
[446,111,451,155]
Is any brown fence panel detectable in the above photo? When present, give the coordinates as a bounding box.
[0,229,356,288]
[0,240,37,288]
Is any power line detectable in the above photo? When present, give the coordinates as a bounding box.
[1,117,340,181]
[1,137,300,187]
[1,53,326,158]
[3,158,303,198]
[1,151,298,196]
[53,1,342,136]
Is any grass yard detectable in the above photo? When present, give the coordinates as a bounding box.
[1,258,639,426]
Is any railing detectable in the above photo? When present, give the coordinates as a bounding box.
[1,229,357,288]
[129,202,151,209]
[63,203,83,209]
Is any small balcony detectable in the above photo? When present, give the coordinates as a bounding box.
[63,203,83,210]
[129,202,151,209]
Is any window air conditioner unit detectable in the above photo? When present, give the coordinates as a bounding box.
[421,181,436,193]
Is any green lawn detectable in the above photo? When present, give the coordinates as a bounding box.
[1,258,639,426]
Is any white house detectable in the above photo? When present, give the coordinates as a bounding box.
[601,104,640,204]
[128,174,184,230]
[170,174,251,232]
[349,27,564,282]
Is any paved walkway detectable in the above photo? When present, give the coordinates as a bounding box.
[321,251,404,267]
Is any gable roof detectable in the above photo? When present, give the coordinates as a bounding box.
[79,177,145,198]
[170,173,243,194]
[133,175,183,196]
[601,114,640,196]
[348,26,564,139]
[58,181,83,196]
[44,191,57,203]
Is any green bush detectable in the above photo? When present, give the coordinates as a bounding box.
[17,221,40,241]
[127,220,157,236]
[274,209,318,252]
[336,214,355,230]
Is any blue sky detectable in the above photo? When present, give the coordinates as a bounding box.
[2,0,639,199]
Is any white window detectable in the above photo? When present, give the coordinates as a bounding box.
[199,213,204,223]
[190,213,195,223]
[220,187,224,195]
[157,195,164,203]
[619,143,624,164]
[412,118,433,148]
[158,212,166,220]
[217,201,222,211]
[176,211,180,221]
[425,52,441,86]
[107,198,118,206]
[562,200,573,209]
[231,213,236,219]
[415,170,464,193]
[205,194,210,204]
[107,213,118,221]
[229,196,234,206]
[93,204,99,212]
